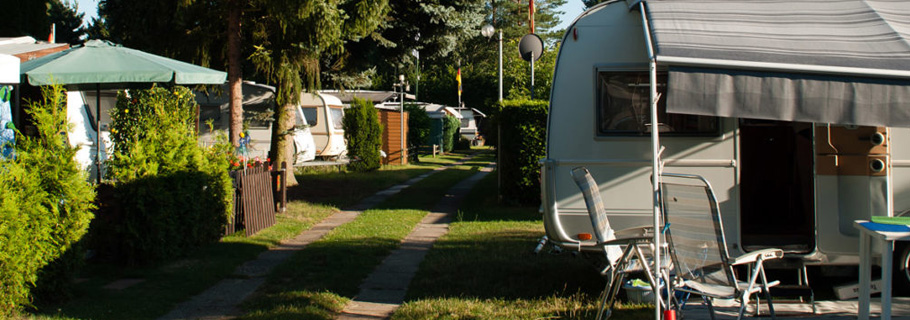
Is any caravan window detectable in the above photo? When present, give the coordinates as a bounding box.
[300,107,318,126]
[330,107,344,130]
[596,71,718,136]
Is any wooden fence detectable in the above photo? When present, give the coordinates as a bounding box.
[226,162,277,236]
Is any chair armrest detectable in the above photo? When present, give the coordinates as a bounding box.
[615,225,654,238]
[600,236,653,246]
[730,248,784,266]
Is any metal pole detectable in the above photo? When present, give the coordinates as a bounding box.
[13,84,19,128]
[498,30,503,102]
[96,84,102,184]
[497,29,503,202]
[640,3,662,320]
[400,75,405,165]
[531,54,535,99]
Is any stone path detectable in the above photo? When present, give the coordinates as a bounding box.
[337,164,495,320]
[157,155,481,320]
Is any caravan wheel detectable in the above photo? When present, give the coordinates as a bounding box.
[897,242,910,296]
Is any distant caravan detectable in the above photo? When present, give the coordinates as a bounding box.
[195,82,317,165]
[298,92,347,160]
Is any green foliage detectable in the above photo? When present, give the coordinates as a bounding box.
[343,98,382,172]
[404,104,430,160]
[497,99,548,205]
[0,84,95,314]
[103,86,232,264]
[48,0,86,45]
[442,114,460,153]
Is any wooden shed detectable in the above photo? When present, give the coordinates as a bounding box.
[376,106,408,165]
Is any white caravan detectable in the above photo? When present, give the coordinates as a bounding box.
[298,92,346,160]
[66,90,115,181]
[542,0,910,280]
[196,83,317,164]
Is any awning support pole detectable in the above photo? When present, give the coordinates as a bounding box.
[640,3,663,320]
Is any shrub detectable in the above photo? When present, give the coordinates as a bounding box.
[442,114,459,152]
[455,136,472,150]
[343,97,382,172]
[0,84,95,314]
[497,99,548,205]
[404,103,430,161]
[102,86,232,264]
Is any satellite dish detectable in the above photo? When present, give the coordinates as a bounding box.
[518,33,543,62]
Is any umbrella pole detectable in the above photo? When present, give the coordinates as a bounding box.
[96,84,101,184]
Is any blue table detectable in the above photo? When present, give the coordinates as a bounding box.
[854,220,910,320]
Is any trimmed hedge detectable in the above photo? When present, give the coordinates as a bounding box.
[102,86,232,264]
[442,114,459,152]
[497,99,548,205]
[0,85,95,314]
[404,103,429,161]
[343,97,382,172]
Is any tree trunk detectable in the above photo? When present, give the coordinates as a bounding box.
[227,0,243,147]
[270,101,299,186]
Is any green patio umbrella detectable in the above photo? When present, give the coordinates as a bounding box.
[20,39,227,183]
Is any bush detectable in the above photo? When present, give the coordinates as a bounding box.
[455,136,472,150]
[102,86,232,264]
[442,114,459,152]
[497,99,548,205]
[343,97,382,172]
[404,103,430,161]
[0,84,95,314]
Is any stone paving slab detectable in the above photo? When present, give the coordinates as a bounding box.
[156,155,480,320]
[337,165,495,320]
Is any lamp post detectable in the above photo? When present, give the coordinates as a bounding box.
[482,24,503,201]
[481,25,503,101]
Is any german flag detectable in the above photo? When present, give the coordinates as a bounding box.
[457,68,462,97]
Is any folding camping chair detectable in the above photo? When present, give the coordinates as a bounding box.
[659,173,784,320]
[570,167,662,320]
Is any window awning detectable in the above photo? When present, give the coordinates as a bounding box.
[643,0,910,127]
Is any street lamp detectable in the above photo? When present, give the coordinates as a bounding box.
[481,24,503,102]
[482,24,503,201]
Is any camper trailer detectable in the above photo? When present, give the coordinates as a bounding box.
[67,90,115,181]
[457,107,485,144]
[196,83,317,165]
[542,0,910,286]
[298,92,346,160]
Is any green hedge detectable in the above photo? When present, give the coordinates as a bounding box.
[404,103,429,161]
[0,85,95,314]
[442,115,459,152]
[497,99,548,205]
[101,86,232,264]
[343,97,382,172]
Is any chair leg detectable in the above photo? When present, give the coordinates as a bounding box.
[760,269,776,320]
[704,296,718,320]
[597,272,625,320]
[595,279,612,320]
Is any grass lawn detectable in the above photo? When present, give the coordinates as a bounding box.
[26,152,466,320]
[237,158,491,319]
[393,172,653,319]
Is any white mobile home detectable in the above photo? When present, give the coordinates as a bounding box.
[298,92,346,160]
[542,0,910,282]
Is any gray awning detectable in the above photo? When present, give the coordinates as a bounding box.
[644,0,910,127]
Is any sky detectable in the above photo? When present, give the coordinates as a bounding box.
[74,0,586,35]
